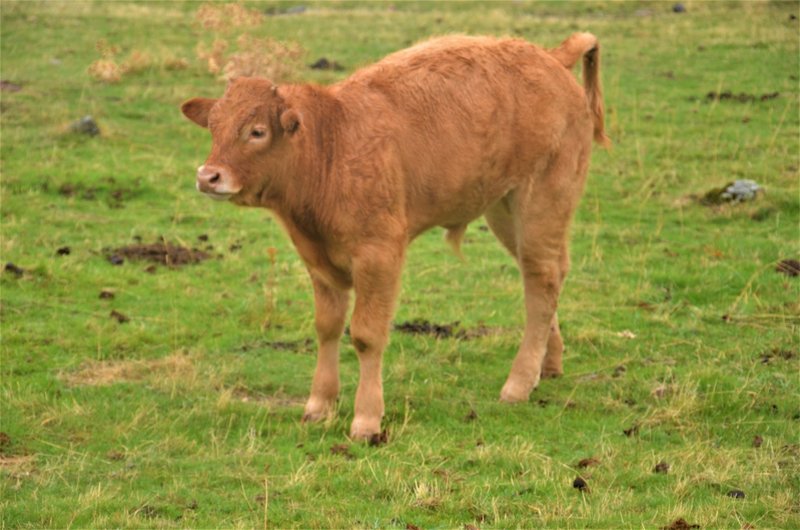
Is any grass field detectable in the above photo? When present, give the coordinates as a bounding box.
[1,1,799,528]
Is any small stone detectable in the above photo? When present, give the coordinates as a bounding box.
[108,255,124,266]
[69,115,100,136]
[727,489,745,499]
[672,3,686,13]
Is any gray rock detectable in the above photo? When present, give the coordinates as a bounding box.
[69,115,100,137]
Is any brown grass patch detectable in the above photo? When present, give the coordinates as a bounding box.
[195,2,263,31]
[61,353,194,387]
[228,387,306,408]
[222,35,305,82]
[0,454,36,474]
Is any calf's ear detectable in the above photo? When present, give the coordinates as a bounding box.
[181,98,217,128]
[280,108,301,134]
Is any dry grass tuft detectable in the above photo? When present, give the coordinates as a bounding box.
[87,41,156,83]
[87,59,123,83]
[222,35,305,82]
[196,38,229,75]
[195,2,263,31]
[61,353,194,387]
[193,4,304,82]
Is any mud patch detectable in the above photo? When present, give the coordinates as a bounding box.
[240,338,314,354]
[394,319,496,340]
[368,429,389,447]
[230,388,305,408]
[0,432,11,449]
[330,443,355,459]
[60,353,193,387]
[4,262,24,277]
[776,259,800,277]
[661,518,700,530]
[107,240,211,268]
[623,424,640,437]
[654,460,670,473]
[572,476,589,492]
[58,179,140,208]
[110,310,130,324]
[310,57,344,71]
[706,90,780,103]
[0,454,36,475]
[760,348,797,364]
[576,457,600,469]
[0,80,22,92]
[464,408,478,422]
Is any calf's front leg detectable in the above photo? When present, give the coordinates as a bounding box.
[303,278,350,422]
[348,245,404,440]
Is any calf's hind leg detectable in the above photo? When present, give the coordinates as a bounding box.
[499,153,585,402]
[485,200,566,381]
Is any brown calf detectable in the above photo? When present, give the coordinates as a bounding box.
[181,33,609,440]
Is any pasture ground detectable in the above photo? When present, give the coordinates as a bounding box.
[1,1,799,528]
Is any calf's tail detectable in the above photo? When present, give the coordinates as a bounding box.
[549,32,610,147]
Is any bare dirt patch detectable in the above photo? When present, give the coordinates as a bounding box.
[330,443,355,459]
[576,457,601,469]
[776,259,800,277]
[4,262,24,277]
[107,240,211,268]
[394,319,496,340]
[368,429,389,447]
[661,518,700,530]
[239,338,314,354]
[60,353,193,387]
[230,387,305,408]
[760,348,797,364]
[0,454,36,475]
[57,180,138,208]
[706,90,780,103]
[0,80,22,92]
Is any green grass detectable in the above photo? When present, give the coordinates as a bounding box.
[1,1,798,528]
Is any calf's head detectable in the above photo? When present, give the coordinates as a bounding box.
[181,77,300,205]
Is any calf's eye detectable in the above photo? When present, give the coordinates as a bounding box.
[250,128,266,139]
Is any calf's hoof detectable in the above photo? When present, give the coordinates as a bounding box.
[541,366,563,379]
[350,416,381,441]
[499,376,537,403]
[302,396,335,423]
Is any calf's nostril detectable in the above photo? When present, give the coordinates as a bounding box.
[209,173,220,184]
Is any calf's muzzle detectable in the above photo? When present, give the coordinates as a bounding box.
[196,164,239,199]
